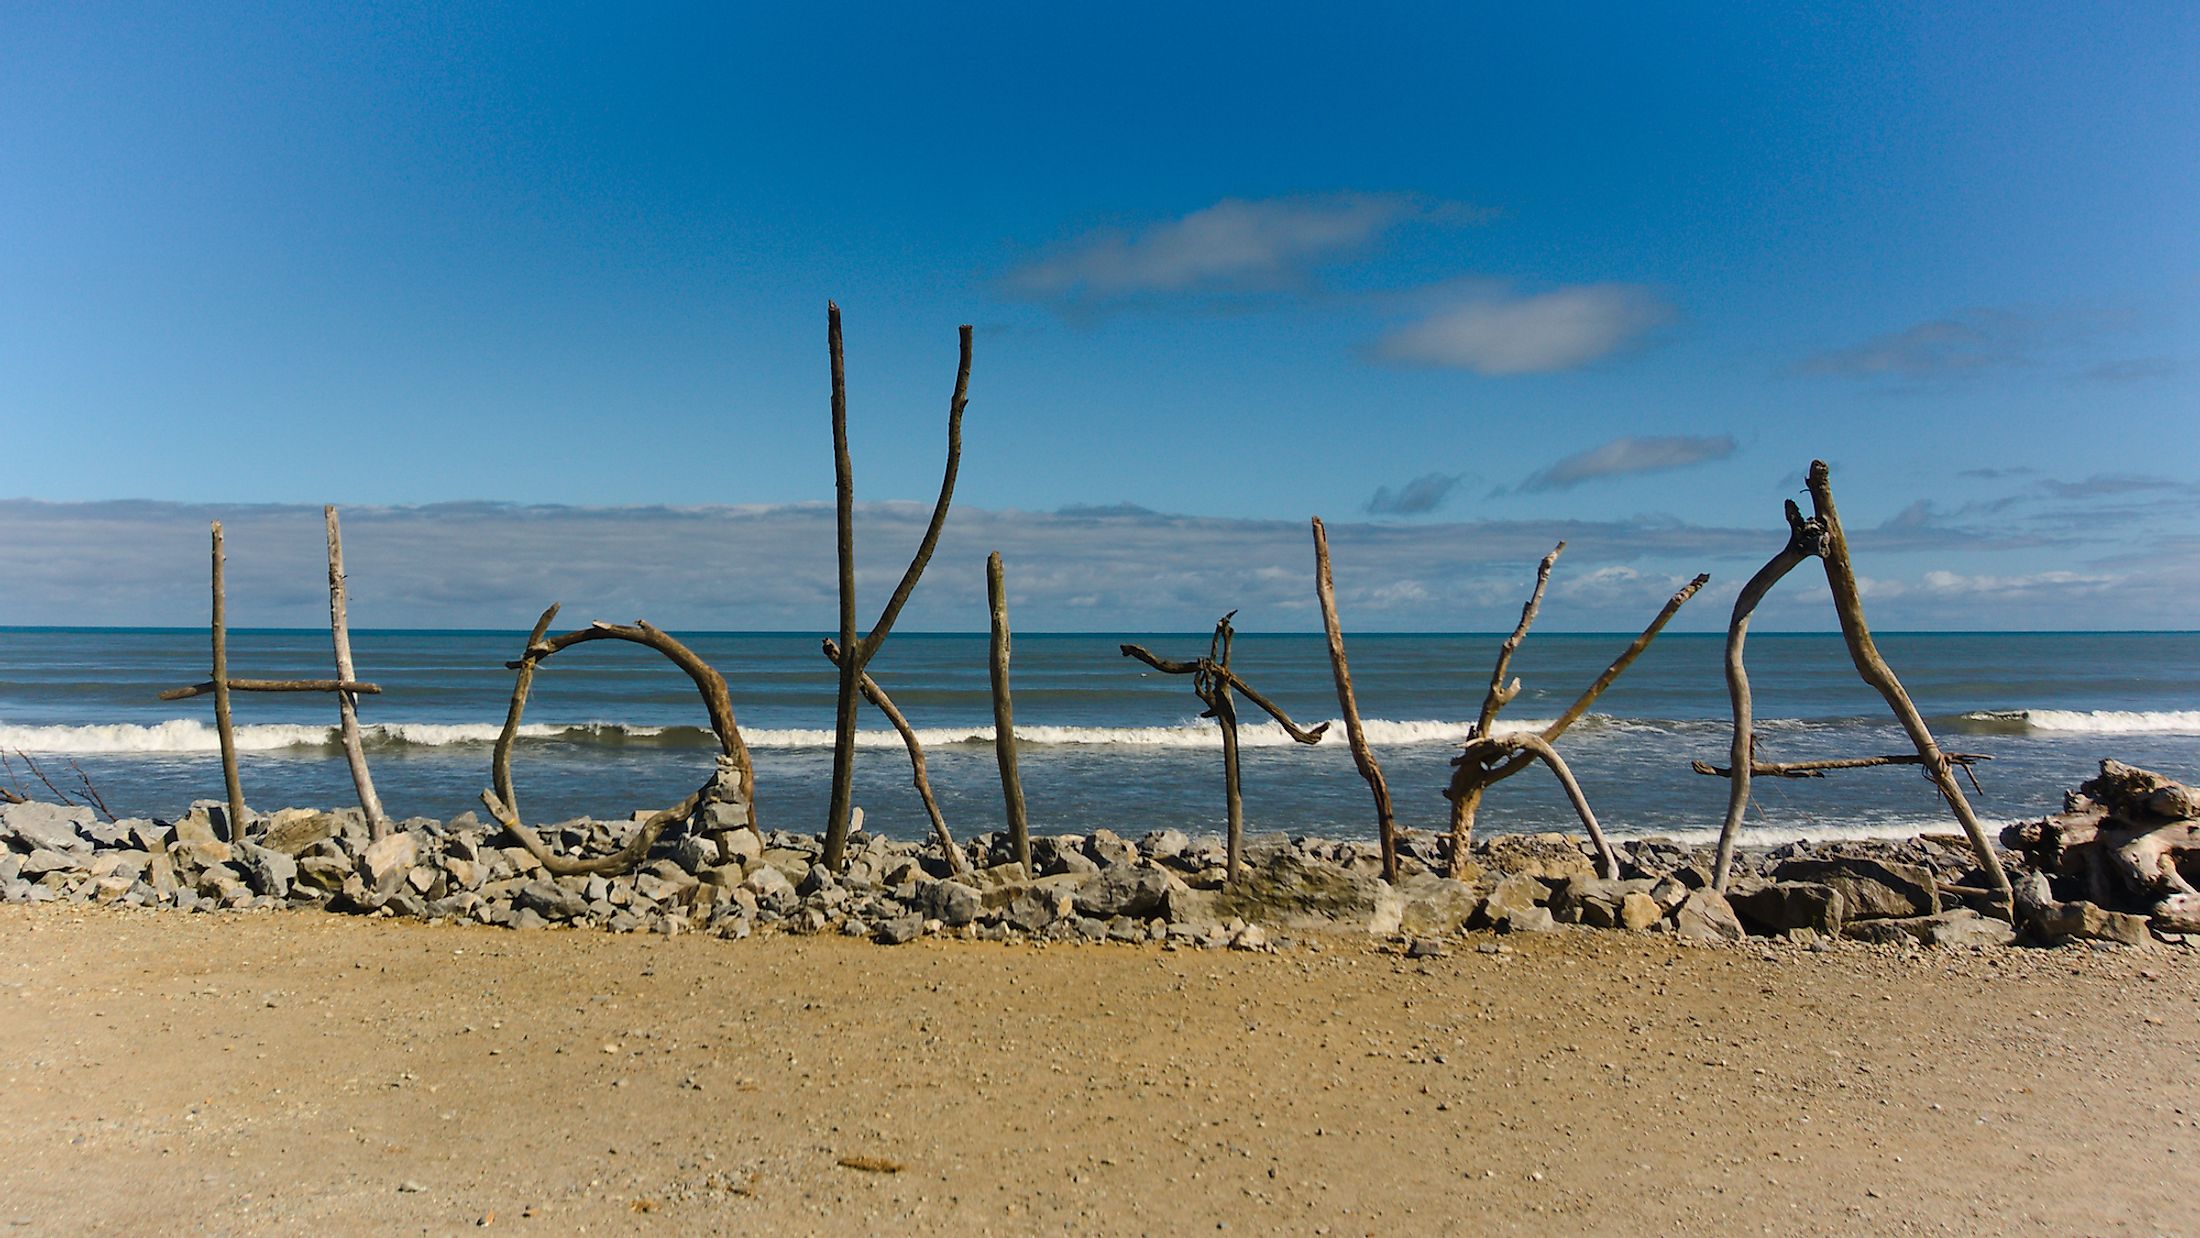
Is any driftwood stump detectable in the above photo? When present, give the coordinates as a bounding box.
[2003,760,2200,930]
[987,552,1031,870]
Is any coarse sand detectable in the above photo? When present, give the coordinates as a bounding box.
[1,905,2194,1235]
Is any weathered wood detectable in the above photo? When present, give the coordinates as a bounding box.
[986,552,1030,870]
[1808,460,2012,909]
[484,606,755,877]
[822,303,972,871]
[1712,500,1826,891]
[325,506,387,838]
[158,678,383,701]
[1121,614,1329,883]
[1693,752,1990,779]
[1444,542,1562,875]
[1311,516,1397,883]
[1484,732,1619,880]
[822,638,967,876]
[209,522,246,842]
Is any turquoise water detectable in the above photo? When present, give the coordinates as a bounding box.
[2,628,2195,844]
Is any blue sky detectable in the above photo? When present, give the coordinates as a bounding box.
[2,3,2195,630]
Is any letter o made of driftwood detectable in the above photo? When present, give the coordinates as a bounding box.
[480,607,755,876]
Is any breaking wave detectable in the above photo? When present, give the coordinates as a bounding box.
[1954,708,2200,736]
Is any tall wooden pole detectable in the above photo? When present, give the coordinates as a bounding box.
[1807,460,2012,909]
[986,552,1030,869]
[208,522,246,841]
[1311,517,1397,883]
[324,506,387,838]
[825,302,863,865]
[1213,624,1245,885]
[1712,502,1819,891]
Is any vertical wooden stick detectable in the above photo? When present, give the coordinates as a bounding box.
[208,522,246,841]
[1806,461,2013,909]
[826,301,864,869]
[1311,517,1397,883]
[1213,620,1245,885]
[986,552,1031,870]
[325,506,386,838]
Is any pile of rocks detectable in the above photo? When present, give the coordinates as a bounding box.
[0,794,2179,951]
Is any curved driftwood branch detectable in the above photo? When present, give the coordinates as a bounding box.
[1485,732,1619,880]
[986,552,1031,869]
[1444,542,1562,875]
[484,607,754,877]
[1312,516,1397,882]
[1712,500,1826,891]
[1807,460,2011,909]
[823,303,973,870]
[821,638,967,876]
[1119,645,1332,745]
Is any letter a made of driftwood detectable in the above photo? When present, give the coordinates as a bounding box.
[1705,461,2012,909]
[1310,516,1398,883]
[1442,543,1709,882]
[820,638,970,877]
[480,604,757,877]
[823,302,971,871]
[1122,613,1330,885]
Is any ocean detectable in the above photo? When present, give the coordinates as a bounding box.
[2,628,2195,848]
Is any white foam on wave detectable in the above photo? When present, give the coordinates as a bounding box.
[1974,708,2200,735]
[0,719,602,754]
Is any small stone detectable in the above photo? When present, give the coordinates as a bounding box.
[873,914,925,946]
[1404,937,1445,959]
[1674,888,1744,943]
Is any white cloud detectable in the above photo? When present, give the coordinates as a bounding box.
[1520,435,1735,492]
[1003,193,1482,302]
[1374,283,1674,374]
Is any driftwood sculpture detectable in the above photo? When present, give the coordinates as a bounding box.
[820,638,968,876]
[480,604,756,877]
[986,552,1032,869]
[1705,461,2012,909]
[1122,613,1330,884]
[2002,761,2200,931]
[1310,517,1398,882]
[823,302,971,871]
[159,519,384,842]
[1442,543,1707,881]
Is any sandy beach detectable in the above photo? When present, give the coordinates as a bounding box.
[1,904,2192,1236]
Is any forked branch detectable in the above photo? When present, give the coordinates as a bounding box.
[822,638,967,876]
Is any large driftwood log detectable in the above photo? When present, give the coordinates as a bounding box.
[1310,516,1398,883]
[823,303,971,870]
[325,506,387,838]
[1693,752,1989,780]
[821,638,968,876]
[159,679,382,701]
[986,552,1031,870]
[481,605,755,877]
[1122,614,1330,884]
[2003,760,2200,929]
[1807,461,2011,908]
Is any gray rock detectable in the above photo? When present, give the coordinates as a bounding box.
[718,827,763,866]
[873,913,925,945]
[1502,905,1559,933]
[1139,829,1191,861]
[295,856,353,894]
[1,802,95,853]
[1084,829,1138,869]
[232,841,298,898]
[1480,833,1594,882]
[1619,892,1663,931]
[1404,937,1445,959]
[1211,851,1388,929]
[79,816,133,848]
[923,879,983,927]
[1479,873,1549,928]
[1074,862,1173,920]
[1674,888,1744,943]
[1770,857,1937,920]
[260,809,339,856]
[1002,887,1063,933]
[515,880,587,922]
[2031,900,2153,948]
[1728,880,1848,937]
[1394,875,1483,937]
[361,831,419,896]
[18,848,83,877]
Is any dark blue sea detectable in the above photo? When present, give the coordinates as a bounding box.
[2,628,2196,846]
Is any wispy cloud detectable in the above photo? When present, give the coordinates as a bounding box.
[1365,472,1460,516]
[1793,313,2022,379]
[1373,282,1675,375]
[1518,435,1735,493]
[1002,193,1483,304]
[2079,356,2176,383]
